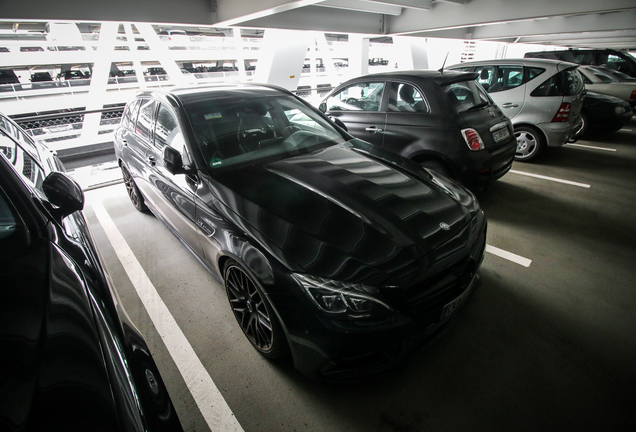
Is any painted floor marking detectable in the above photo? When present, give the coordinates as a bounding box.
[91,201,244,432]
[486,245,532,267]
[619,128,632,132]
[564,143,617,152]
[510,170,591,189]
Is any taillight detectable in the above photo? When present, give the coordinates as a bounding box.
[552,102,571,122]
[461,128,485,151]
[630,90,636,100]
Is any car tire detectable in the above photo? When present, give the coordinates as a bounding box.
[575,112,591,138]
[121,165,148,212]
[514,126,545,162]
[223,260,288,359]
[421,159,453,179]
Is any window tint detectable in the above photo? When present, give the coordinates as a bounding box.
[136,99,155,142]
[528,67,545,81]
[154,104,184,152]
[0,131,46,197]
[444,80,491,113]
[122,99,139,129]
[326,82,384,112]
[531,68,584,97]
[488,66,524,92]
[389,83,428,113]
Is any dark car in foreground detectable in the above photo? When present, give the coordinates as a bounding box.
[0,113,182,431]
[115,84,487,381]
[576,91,633,137]
[319,70,516,189]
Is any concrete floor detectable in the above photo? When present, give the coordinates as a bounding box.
[81,119,636,432]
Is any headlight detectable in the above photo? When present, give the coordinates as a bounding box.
[615,106,626,115]
[292,273,392,318]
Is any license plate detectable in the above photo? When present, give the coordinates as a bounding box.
[492,127,510,143]
[440,278,475,321]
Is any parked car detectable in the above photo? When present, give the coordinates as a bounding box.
[577,65,636,108]
[114,84,487,381]
[320,70,515,189]
[0,68,21,92]
[450,59,585,161]
[0,113,183,431]
[524,48,636,78]
[56,70,90,86]
[576,91,633,137]
[144,67,168,81]
[30,71,57,89]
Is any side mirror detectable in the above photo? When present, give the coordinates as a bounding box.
[329,116,348,132]
[42,172,84,220]
[319,102,327,113]
[163,146,192,175]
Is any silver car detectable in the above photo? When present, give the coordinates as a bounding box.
[449,59,584,161]
[577,65,636,108]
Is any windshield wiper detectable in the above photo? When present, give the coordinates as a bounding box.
[462,101,490,113]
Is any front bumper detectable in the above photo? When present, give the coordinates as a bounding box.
[275,212,487,382]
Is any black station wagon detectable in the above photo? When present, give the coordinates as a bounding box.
[320,70,516,189]
[115,84,487,381]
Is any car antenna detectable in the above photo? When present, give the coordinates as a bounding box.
[438,53,449,74]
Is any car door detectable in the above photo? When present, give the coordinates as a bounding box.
[324,81,387,147]
[144,102,202,257]
[382,81,450,159]
[479,65,526,120]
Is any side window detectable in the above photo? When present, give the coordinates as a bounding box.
[498,66,524,91]
[0,131,46,196]
[389,83,428,113]
[154,104,184,152]
[325,82,384,112]
[122,99,139,129]
[528,67,546,81]
[475,66,496,91]
[136,99,155,142]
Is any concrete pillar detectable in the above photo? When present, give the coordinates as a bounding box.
[348,34,369,79]
[393,36,429,71]
[253,29,313,91]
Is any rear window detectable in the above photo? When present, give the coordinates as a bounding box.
[443,80,491,113]
[530,68,584,97]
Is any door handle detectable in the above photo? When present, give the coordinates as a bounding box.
[147,155,156,166]
[365,126,384,134]
[501,103,519,108]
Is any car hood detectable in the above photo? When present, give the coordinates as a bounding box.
[209,143,480,284]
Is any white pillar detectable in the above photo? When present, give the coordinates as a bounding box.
[254,29,313,91]
[348,34,369,79]
[393,36,429,71]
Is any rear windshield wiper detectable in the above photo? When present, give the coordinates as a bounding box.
[461,101,490,113]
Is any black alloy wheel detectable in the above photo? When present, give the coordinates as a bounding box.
[121,165,148,212]
[223,260,287,359]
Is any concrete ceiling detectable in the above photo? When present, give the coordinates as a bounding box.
[2,0,636,50]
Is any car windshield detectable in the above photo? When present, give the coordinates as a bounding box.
[183,93,347,171]
[443,80,492,113]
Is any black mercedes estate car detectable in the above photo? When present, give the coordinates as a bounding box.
[0,113,182,431]
[320,70,516,189]
[114,84,487,381]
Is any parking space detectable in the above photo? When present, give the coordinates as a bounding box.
[83,118,636,431]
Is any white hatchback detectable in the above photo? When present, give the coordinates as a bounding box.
[449,59,585,161]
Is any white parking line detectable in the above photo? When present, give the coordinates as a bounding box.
[486,245,532,267]
[620,129,632,132]
[564,143,617,152]
[510,170,591,188]
[91,201,244,432]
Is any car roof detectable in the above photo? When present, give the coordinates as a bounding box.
[346,69,480,86]
[134,83,290,107]
[449,58,579,69]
